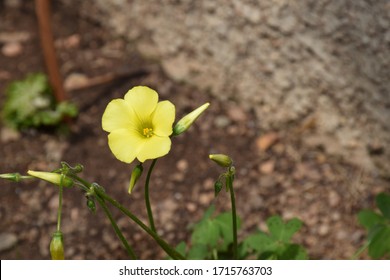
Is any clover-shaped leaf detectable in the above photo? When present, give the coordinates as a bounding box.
[376,193,390,220]
[266,216,302,243]
[358,210,387,230]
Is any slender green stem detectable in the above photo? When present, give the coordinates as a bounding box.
[145,159,157,232]
[95,194,137,259]
[93,186,185,260]
[56,184,63,232]
[226,173,238,259]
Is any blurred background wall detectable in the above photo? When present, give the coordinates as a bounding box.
[63,0,390,177]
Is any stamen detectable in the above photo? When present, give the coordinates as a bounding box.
[143,127,153,138]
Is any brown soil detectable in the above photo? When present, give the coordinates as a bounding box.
[0,1,388,259]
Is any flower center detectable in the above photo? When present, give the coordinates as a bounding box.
[142,127,154,138]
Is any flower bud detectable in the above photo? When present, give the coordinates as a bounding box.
[209,154,233,168]
[87,198,96,213]
[27,170,73,188]
[173,103,210,136]
[0,173,22,182]
[214,180,223,197]
[50,231,64,260]
[128,164,143,194]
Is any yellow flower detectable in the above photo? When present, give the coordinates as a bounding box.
[102,86,175,163]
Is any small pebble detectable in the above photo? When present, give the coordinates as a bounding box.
[0,233,18,252]
[1,42,22,57]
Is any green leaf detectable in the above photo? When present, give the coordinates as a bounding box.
[201,205,215,221]
[283,218,303,242]
[243,231,276,253]
[368,226,390,259]
[1,73,77,130]
[376,193,390,220]
[266,216,302,243]
[280,244,308,260]
[358,209,387,230]
[266,216,284,240]
[188,244,209,260]
[175,241,187,257]
[214,212,241,249]
[191,219,220,247]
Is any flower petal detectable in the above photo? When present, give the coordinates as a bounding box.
[102,99,136,132]
[137,136,171,162]
[124,86,158,123]
[107,129,144,163]
[152,100,175,137]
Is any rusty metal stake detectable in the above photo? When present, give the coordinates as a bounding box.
[35,0,67,103]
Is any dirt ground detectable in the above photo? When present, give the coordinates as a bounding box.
[0,2,388,259]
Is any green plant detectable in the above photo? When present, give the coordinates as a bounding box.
[240,216,306,260]
[357,192,390,259]
[176,205,241,260]
[1,73,77,129]
[1,85,308,260]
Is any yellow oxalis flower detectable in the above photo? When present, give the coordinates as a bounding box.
[102,86,175,163]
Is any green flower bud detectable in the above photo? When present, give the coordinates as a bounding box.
[128,164,143,194]
[50,231,64,260]
[27,170,73,187]
[87,198,96,213]
[0,173,22,182]
[173,103,210,136]
[209,154,233,168]
[214,180,223,197]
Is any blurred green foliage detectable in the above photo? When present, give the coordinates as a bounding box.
[175,205,306,260]
[1,73,77,130]
[358,192,390,259]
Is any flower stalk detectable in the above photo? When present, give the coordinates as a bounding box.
[94,191,137,259]
[209,154,238,259]
[226,170,238,259]
[92,184,185,260]
[145,159,157,233]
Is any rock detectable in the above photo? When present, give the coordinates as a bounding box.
[176,159,189,172]
[102,230,120,251]
[259,160,275,174]
[0,31,30,43]
[44,140,68,162]
[56,34,81,49]
[0,233,18,252]
[256,132,279,152]
[88,0,390,176]
[48,195,59,210]
[227,106,247,122]
[39,235,50,257]
[199,192,214,206]
[0,70,11,80]
[214,115,231,128]
[260,175,277,188]
[0,127,21,143]
[1,42,22,57]
[161,54,189,82]
[186,202,197,213]
[318,224,330,236]
[4,0,22,8]
[64,73,89,91]
[328,190,341,207]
